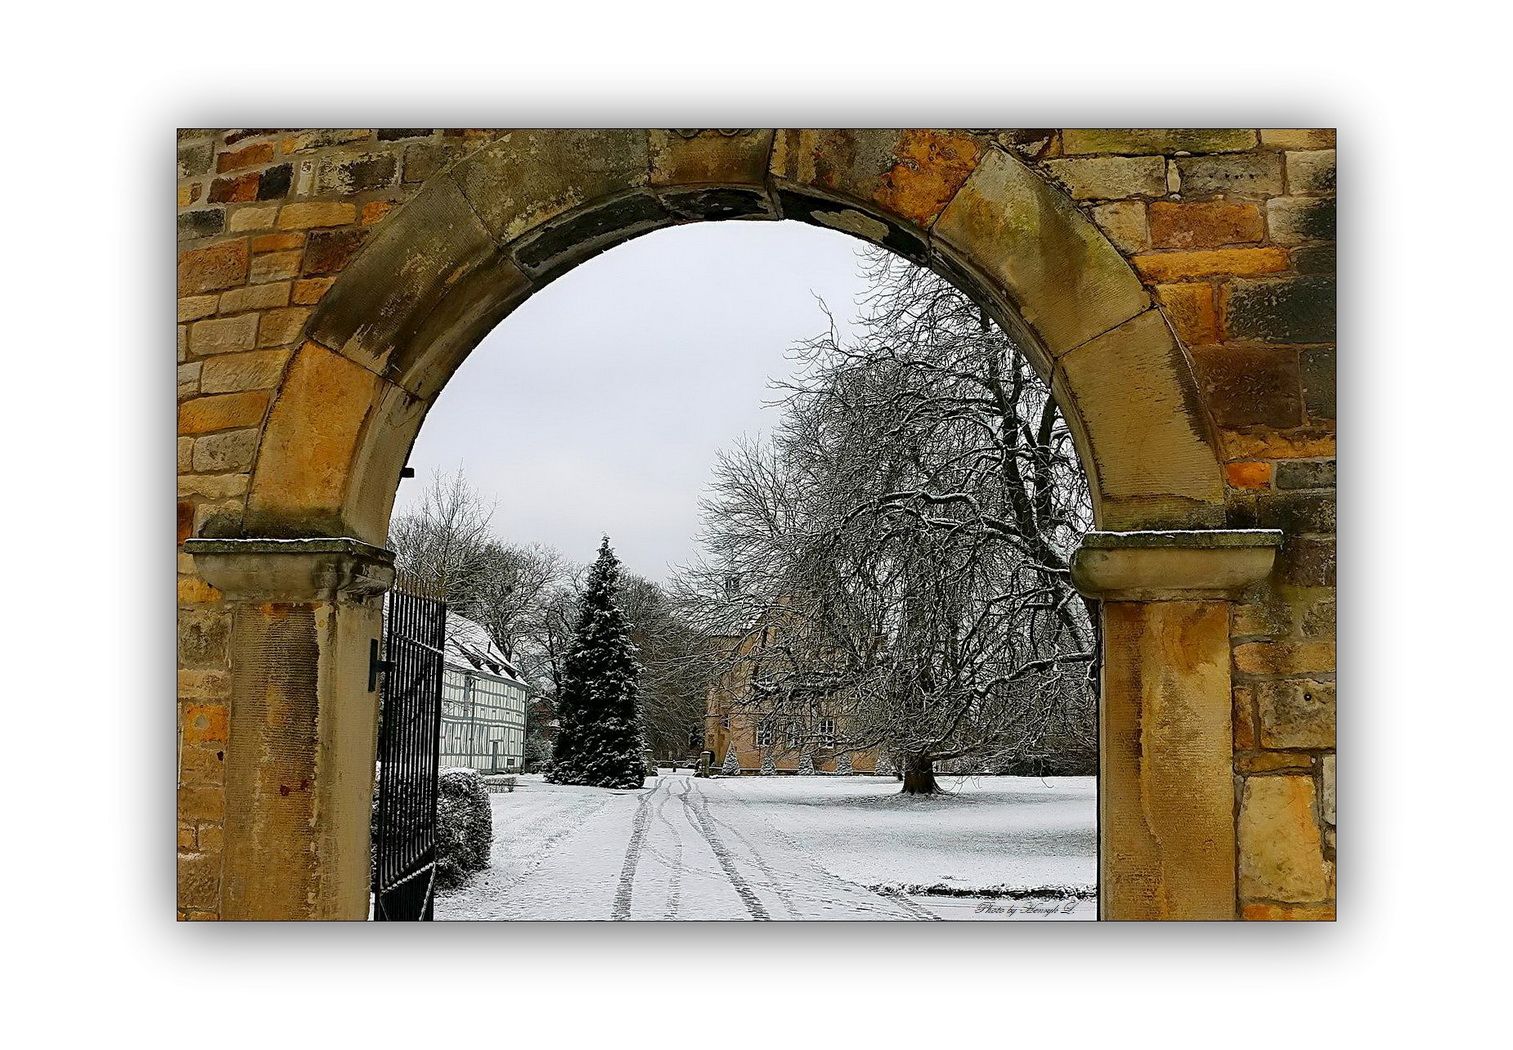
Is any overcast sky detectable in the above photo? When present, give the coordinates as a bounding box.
[393,221,872,583]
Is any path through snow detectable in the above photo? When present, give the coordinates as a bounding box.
[436,773,1095,921]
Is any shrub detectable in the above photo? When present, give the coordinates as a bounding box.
[370,765,493,893]
[435,767,492,889]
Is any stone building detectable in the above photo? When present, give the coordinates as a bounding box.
[703,626,881,775]
[178,128,1336,920]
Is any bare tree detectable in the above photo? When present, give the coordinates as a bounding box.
[680,250,1095,793]
[388,467,497,604]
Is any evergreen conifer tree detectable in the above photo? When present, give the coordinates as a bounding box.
[722,743,741,775]
[545,537,646,789]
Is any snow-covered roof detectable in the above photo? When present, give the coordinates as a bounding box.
[445,613,525,685]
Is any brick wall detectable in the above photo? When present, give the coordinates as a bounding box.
[177,129,1336,919]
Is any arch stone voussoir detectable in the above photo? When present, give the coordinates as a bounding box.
[307,171,531,395]
[931,146,1152,368]
[244,340,390,539]
[1053,309,1226,530]
[770,127,988,267]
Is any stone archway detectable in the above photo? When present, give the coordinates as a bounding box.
[181,129,1314,920]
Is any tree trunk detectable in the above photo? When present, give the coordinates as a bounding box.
[901,753,938,795]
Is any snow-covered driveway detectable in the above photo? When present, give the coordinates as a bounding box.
[436,773,1096,921]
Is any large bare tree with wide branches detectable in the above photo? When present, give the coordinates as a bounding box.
[679,250,1096,793]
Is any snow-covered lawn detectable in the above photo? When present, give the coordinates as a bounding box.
[436,773,1095,921]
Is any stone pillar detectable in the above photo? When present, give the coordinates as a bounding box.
[183,537,394,920]
[1072,529,1281,921]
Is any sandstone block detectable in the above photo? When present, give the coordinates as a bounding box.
[1242,901,1334,920]
[178,390,270,435]
[1261,129,1336,149]
[257,307,310,347]
[1239,775,1328,902]
[218,141,274,173]
[1043,155,1165,200]
[209,173,259,204]
[1152,282,1219,345]
[178,209,225,240]
[179,240,249,295]
[1061,129,1257,155]
[228,204,280,233]
[933,147,1150,358]
[1267,196,1336,244]
[276,201,358,230]
[1274,458,1335,491]
[179,744,225,786]
[178,295,219,322]
[1256,679,1335,749]
[189,314,258,356]
[307,173,529,390]
[250,250,302,284]
[458,128,652,243]
[772,129,985,232]
[251,232,304,253]
[317,150,399,195]
[177,362,201,401]
[302,228,367,275]
[1090,200,1149,252]
[1176,153,1284,196]
[218,281,289,314]
[178,607,231,668]
[178,140,213,179]
[1277,535,1335,588]
[178,784,226,824]
[245,343,380,528]
[281,129,371,153]
[1322,754,1336,825]
[1053,309,1225,527]
[199,349,291,393]
[291,277,334,305]
[1190,346,1302,429]
[1301,348,1336,419]
[1134,246,1288,282]
[1233,639,1336,676]
[402,140,466,184]
[1149,200,1264,248]
[181,702,229,744]
[1225,275,1335,344]
[1286,149,1336,194]
[177,473,251,499]
[177,850,222,911]
[192,428,259,473]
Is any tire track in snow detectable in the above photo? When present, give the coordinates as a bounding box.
[701,804,801,919]
[652,777,687,919]
[611,780,658,921]
[685,780,769,920]
[703,779,933,920]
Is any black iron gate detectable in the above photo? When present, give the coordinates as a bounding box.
[372,573,447,920]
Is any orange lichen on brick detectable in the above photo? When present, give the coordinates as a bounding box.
[1226,460,1274,489]
[182,703,229,744]
[876,129,986,227]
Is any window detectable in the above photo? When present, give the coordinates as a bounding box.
[786,722,801,749]
[755,717,774,747]
[818,719,836,749]
[720,714,729,730]
[724,573,742,596]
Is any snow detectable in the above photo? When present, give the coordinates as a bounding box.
[435,773,1095,921]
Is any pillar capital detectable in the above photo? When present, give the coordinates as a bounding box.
[184,536,395,603]
[1071,529,1282,602]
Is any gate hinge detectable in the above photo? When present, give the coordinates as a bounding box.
[368,638,392,692]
